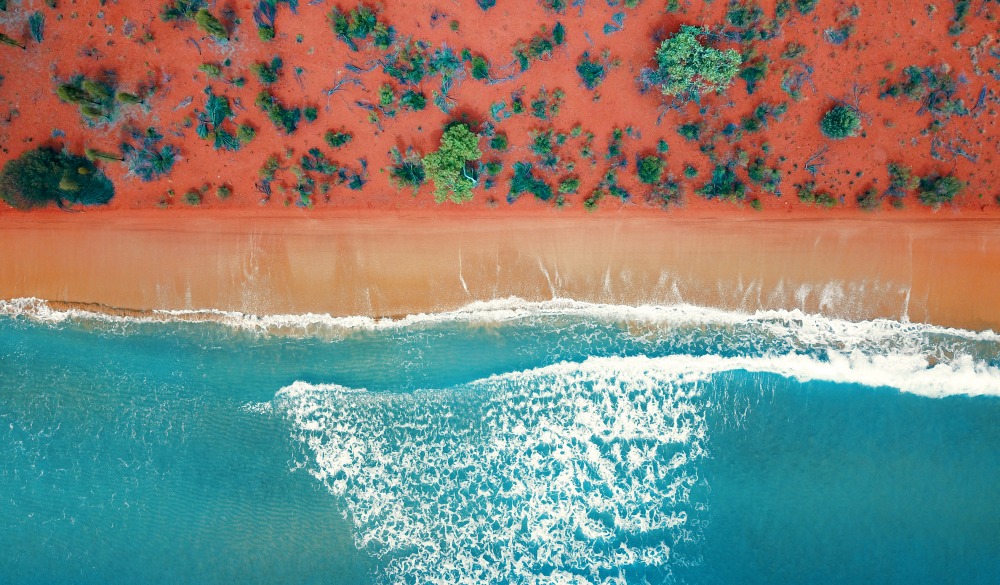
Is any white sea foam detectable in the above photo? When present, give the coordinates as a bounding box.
[276,358,709,585]
[1,296,997,344]
[271,351,1000,583]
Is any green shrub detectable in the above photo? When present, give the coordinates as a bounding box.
[0,33,25,49]
[329,4,380,51]
[399,90,427,111]
[857,187,880,211]
[820,105,861,139]
[304,106,318,122]
[85,148,122,162]
[509,161,553,202]
[558,176,580,194]
[470,56,490,80]
[116,92,143,104]
[917,174,963,206]
[161,0,205,22]
[649,26,741,99]
[57,77,117,124]
[182,189,202,205]
[121,128,179,182]
[422,123,482,203]
[216,184,232,199]
[251,57,283,85]
[378,84,394,106]
[195,9,228,40]
[489,134,508,151]
[576,52,606,90]
[324,130,353,148]
[0,147,114,209]
[795,0,819,14]
[198,63,222,78]
[255,91,301,134]
[236,124,256,144]
[677,122,702,141]
[637,155,664,185]
[388,146,426,192]
[697,164,746,201]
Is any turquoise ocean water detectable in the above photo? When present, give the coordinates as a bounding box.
[1,297,999,584]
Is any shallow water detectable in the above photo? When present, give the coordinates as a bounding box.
[1,299,998,584]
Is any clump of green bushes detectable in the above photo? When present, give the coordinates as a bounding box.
[329,4,391,51]
[255,91,302,134]
[0,147,114,209]
[56,77,128,124]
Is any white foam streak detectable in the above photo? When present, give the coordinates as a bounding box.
[2,296,997,343]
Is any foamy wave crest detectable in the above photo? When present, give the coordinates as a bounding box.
[275,359,709,585]
[271,351,1000,583]
[2,296,997,345]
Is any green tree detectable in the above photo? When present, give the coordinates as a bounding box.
[195,9,228,40]
[422,124,482,203]
[0,147,114,209]
[653,26,741,99]
[820,105,861,139]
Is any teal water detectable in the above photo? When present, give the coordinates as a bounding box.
[1,299,999,584]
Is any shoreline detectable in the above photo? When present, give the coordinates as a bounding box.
[1,214,998,331]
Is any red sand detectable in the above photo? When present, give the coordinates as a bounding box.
[0,1,997,215]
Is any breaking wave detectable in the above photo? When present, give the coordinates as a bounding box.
[272,349,1000,583]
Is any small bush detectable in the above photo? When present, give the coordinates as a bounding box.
[388,147,426,191]
[399,90,427,111]
[820,105,861,139]
[28,11,44,43]
[637,155,663,185]
[490,133,509,151]
[558,176,580,194]
[324,130,353,148]
[329,4,381,51]
[195,9,228,40]
[917,174,963,206]
[509,161,553,202]
[251,57,283,85]
[121,128,179,182]
[255,91,301,134]
[470,56,490,80]
[576,52,606,90]
[182,189,202,205]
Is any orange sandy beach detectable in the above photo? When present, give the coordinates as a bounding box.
[2,211,999,331]
[1,1,999,329]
